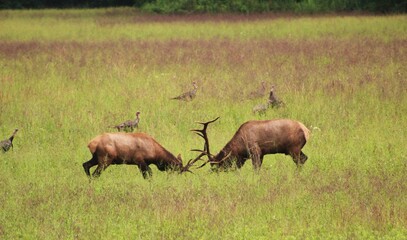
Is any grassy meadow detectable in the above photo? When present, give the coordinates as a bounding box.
[0,8,406,239]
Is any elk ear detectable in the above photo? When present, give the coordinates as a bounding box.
[177,154,182,161]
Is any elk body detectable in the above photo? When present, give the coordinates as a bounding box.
[193,118,310,170]
[83,132,190,179]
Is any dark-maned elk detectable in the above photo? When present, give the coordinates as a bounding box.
[191,117,310,171]
[83,132,196,179]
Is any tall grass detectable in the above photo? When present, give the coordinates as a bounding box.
[0,9,406,41]
[0,8,406,239]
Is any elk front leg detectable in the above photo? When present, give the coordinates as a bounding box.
[235,156,246,169]
[289,148,303,169]
[83,154,98,177]
[252,154,263,172]
[139,163,153,179]
[250,145,263,171]
[300,151,308,164]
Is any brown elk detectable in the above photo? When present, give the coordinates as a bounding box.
[82,132,196,179]
[192,117,310,171]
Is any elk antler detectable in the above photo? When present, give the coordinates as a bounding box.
[210,151,232,165]
[181,153,206,173]
[192,150,233,169]
[190,117,219,168]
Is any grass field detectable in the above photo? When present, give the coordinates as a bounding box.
[0,8,406,239]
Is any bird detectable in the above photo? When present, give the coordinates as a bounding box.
[171,81,198,101]
[1,128,18,153]
[248,81,266,99]
[252,86,284,115]
[252,103,269,115]
[268,85,284,108]
[112,111,141,132]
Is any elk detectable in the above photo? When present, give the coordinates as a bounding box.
[83,132,196,179]
[191,117,310,171]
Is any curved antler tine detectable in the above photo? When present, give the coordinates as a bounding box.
[180,167,195,174]
[196,160,210,169]
[190,129,204,133]
[205,117,220,124]
[190,150,206,160]
[195,117,220,126]
[184,159,192,166]
[190,130,204,138]
[190,149,215,159]
[219,151,232,163]
[190,149,208,155]
[186,158,199,167]
[190,149,204,152]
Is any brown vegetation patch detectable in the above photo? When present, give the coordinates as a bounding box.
[0,37,405,99]
[96,12,299,26]
[1,38,405,68]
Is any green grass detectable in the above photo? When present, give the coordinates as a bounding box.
[1,8,406,239]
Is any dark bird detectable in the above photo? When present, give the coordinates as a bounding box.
[252,86,284,115]
[248,81,266,99]
[268,85,284,108]
[1,128,18,153]
[112,111,141,132]
[171,81,198,101]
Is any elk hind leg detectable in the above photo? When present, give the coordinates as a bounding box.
[92,155,111,178]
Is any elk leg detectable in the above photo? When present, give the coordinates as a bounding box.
[139,164,152,179]
[92,165,103,178]
[252,155,263,172]
[289,149,303,168]
[236,157,246,168]
[92,155,111,178]
[251,145,262,171]
[146,166,152,177]
[83,155,98,177]
[300,151,308,164]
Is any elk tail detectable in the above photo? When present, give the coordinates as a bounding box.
[298,122,311,142]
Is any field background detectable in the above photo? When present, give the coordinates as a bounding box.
[0,8,406,239]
